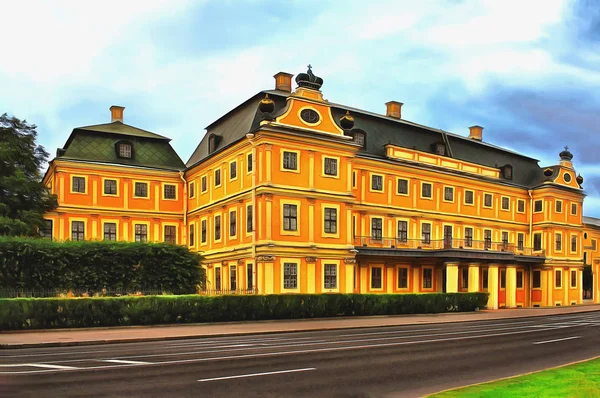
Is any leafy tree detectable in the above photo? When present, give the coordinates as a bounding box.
[0,113,57,236]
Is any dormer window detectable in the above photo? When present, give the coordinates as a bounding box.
[351,130,366,148]
[208,134,220,154]
[432,143,446,156]
[501,164,513,180]
[115,140,133,159]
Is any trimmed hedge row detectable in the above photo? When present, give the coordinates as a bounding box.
[0,237,204,293]
[0,293,488,330]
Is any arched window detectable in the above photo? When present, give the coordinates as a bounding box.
[208,134,221,154]
[115,140,133,159]
[501,164,513,180]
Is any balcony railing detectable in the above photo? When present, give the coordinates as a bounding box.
[353,236,545,257]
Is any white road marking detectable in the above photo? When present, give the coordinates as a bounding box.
[100,359,152,365]
[198,367,316,382]
[0,350,107,359]
[532,336,582,345]
[25,363,78,370]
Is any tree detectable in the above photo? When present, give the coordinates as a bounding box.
[0,113,57,236]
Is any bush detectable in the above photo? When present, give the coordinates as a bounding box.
[0,292,488,330]
[0,237,204,294]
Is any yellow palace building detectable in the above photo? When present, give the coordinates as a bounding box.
[42,66,600,309]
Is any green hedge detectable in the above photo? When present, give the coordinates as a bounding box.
[0,237,204,294]
[0,293,488,330]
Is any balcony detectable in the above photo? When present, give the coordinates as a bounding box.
[353,236,545,262]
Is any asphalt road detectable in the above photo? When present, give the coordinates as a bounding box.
[2,311,600,398]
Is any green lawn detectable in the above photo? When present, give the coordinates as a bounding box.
[431,357,600,398]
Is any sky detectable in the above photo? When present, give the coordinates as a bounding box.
[1,0,599,216]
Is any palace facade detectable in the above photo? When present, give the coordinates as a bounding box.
[42,67,600,308]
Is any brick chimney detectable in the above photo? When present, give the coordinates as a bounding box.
[110,106,125,123]
[273,72,293,92]
[468,125,483,141]
[385,101,403,119]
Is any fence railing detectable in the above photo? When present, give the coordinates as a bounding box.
[353,236,544,256]
[0,288,259,298]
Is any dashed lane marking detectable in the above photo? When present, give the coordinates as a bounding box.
[198,367,316,382]
[532,336,582,345]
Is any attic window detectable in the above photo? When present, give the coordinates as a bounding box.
[433,143,446,156]
[208,134,218,154]
[115,140,134,159]
[501,164,513,180]
[351,130,366,148]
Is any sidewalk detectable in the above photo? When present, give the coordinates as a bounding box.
[2,304,600,349]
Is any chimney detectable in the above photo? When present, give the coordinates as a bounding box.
[273,72,293,92]
[468,125,483,141]
[110,106,125,123]
[385,101,403,119]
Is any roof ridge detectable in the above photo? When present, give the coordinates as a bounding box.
[76,121,170,140]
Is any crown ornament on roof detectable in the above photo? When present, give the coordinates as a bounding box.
[559,145,573,161]
[295,64,323,90]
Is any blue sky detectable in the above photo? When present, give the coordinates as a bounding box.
[2,0,599,216]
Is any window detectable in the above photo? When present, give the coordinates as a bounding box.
[104,223,117,241]
[71,221,85,241]
[164,225,176,244]
[201,220,207,243]
[214,169,221,186]
[371,218,383,241]
[104,179,117,195]
[517,199,525,213]
[283,263,298,289]
[465,227,473,247]
[40,219,53,240]
[502,231,509,248]
[593,239,597,251]
[534,233,542,251]
[230,211,237,237]
[230,266,237,290]
[461,268,468,290]
[230,161,237,179]
[324,264,337,289]
[502,165,513,180]
[422,223,431,244]
[208,135,217,154]
[352,131,366,148]
[517,271,523,289]
[72,176,86,193]
[533,270,541,288]
[247,263,253,290]
[534,200,543,212]
[434,143,446,156]
[283,204,298,231]
[571,270,577,288]
[555,233,562,251]
[484,230,492,249]
[134,224,147,242]
[246,205,253,233]
[444,187,454,201]
[352,171,357,188]
[247,153,253,173]
[571,235,577,252]
[324,157,338,176]
[371,175,383,191]
[134,182,148,198]
[283,151,298,170]
[501,197,510,211]
[484,193,493,208]
[482,269,489,289]
[215,267,221,290]
[201,176,207,193]
[465,190,474,205]
[500,270,506,289]
[397,220,408,243]
[371,267,382,289]
[423,268,433,289]
[555,269,562,288]
[422,183,432,198]
[118,143,132,158]
[189,224,195,246]
[397,179,408,195]
[163,184,176,199]
[189,182,195,198]
[215,215,221,240]
[571,203,578,215]
[555,200,562,213]
[397,268,408,289]
[324,208,337,234]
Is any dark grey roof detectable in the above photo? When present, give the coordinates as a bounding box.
[584,216,600,228]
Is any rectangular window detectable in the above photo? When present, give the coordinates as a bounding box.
[484,230,492,249]
[189,224,195,246]
[422,182,432,198]
[324,264,337,289]
[482,269,489,289]
[163,184,176,199]
[518,233,525,250]
[571,236,577,252]
[215,267,221,291]
[571,203,578,215]
[119,143,132,158]
[484,193,493,208]
[444,186,454,201]
[555,200,562,213]
[371,218,383,241]
[324,157,338,176]
[230,161,237,179]
[104,179,117,195]
[71,221,85,241]
[534,233,542,251]
[555,269,562,288]
[516,270,523,289]
[465,227,473,247]
[517,199,525,213]
[201,176,207,192]
[592,239,597,251]
[164,225,176,244]
[464,190,474,205]
[283,262,298,289]
[201,220,207,243]
[352,171,357,188]
[72,176,86,193]
[422,223,431,244]
[500,270,506,289]
[230,211,237,237]
[397,268,408,289]
[214,169,221,186]
[135,224,147,242]
[423,268,433,289]
[283,204,298,231]
[246,205,253,233]
[555,233,562,251]
[501,231,509,249]
[215,215,221,240]
[324,208,337,234]
[283,151,298,170]
[461,268,468,290]
[397,179,408,195]
[247,263,253,290]
[571,270,577,288]
[230,266,237,290]
[247,153,253,172]
[371,267,382,289]
[397,220,408,242]
[189,182,195,198]
[40,219,53,240]
[533,270,541,288]
[134,182,148,198]
[534,200,543,212]
[501,197,510,211]
[371,175,383,191]
[103,223,117,241]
